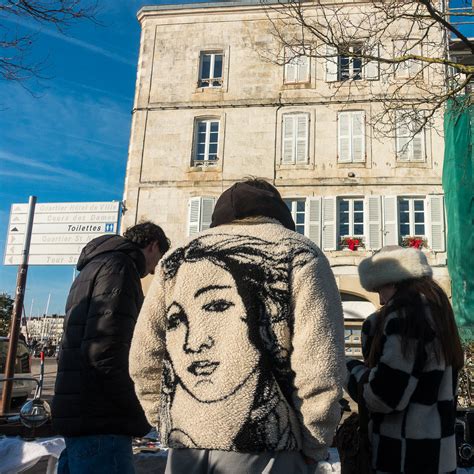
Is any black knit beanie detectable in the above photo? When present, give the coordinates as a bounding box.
[210,182,296,231]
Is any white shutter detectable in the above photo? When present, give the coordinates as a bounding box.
[296,114,309,164]
[326,45,338,82]
[396,112,410,161]
[365,196,382,250]
[201,197,215,231]
[188,197,201,236]
[282,115,295,164]
[428,195,445,252]
[338,112,351,162]
[285,59,297,83]
[412,130,425,162]
[383,196,399,246]
[322,196,337,250]
[352,111,365,162]
[298,55,310,82]
[306,197,321,247]
[364,43,379,80]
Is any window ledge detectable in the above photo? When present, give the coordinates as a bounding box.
[395,161,429,168]
[337,162,367,168]
[282,81,312,89]
[277,163,312,170]
[187,165,221,173]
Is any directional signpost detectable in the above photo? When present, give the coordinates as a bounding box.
[4,201,120,266]
[1,198,121,415]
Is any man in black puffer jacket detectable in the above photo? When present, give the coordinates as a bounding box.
[53,221,170,474]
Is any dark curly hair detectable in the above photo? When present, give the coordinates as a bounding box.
[123,221,170,253]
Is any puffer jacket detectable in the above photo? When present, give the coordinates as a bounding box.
[52,235,150,437]
[130,218,345,461]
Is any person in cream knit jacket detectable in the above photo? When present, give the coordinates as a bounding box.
[130,180,345,473]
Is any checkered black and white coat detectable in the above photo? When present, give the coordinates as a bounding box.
[346,293,458,474]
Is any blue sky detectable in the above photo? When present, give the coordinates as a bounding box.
[0,0,203,316]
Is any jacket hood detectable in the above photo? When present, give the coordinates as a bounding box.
[210,182,295,231]
[76,235,147,277]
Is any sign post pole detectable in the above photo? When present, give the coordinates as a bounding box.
[1,195,36,415]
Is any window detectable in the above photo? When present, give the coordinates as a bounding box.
[326,44,379,82]
[339,198,364,239]
[188,197,215,235]
[339,44,363,81]
[338,111,365,163]
[193,119,219,166]
[198,52,223,88]
[394,40,422,78]
[399,197,425,238]
[282,114,309,164]
[284,49,310,83]
[284,199,306,235]
[396,111,425,162]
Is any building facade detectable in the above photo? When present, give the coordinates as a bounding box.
[122,1,449,329]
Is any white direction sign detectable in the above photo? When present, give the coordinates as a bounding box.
[4,201,121,266]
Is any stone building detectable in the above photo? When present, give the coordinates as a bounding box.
[122,0,449,339]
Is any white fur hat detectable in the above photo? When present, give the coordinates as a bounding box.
[358,246,433,292]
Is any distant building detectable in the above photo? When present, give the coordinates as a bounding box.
[25,315,64,343]
[123,1,449,334]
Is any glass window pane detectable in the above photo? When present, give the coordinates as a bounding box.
[284,199,292,210]
[415,224,425,235]
[400,224,410,236]
[354,212,363,223]
[297,200,305,212]
[354,200,363,211]
[210,133,219,143]
[201,55,211,78]
[414,200,424,211]
[214,55,223,78]
[339,224,349,236]
[340,200,349,212]
[414,212,424,223]
[198,122,207,134]
[296,225,305,235]
[400,212,409,224]
[209,144,218,154]
[198,143,205,154]
[354,224,364,235]
[399,199,409,211]
[210,122,219,132]
[296,213,305,224]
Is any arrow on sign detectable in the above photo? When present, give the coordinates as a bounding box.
[10,227,19,232]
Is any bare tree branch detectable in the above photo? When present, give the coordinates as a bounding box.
[0,1,99,84]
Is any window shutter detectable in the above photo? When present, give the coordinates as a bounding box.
[396,113,410,161]
[352,111,365,162]
[326,45,338,82]
[282,115,295,164]
[365,196,382,250]
[383,196,399,245]
[188,197,201,236]
[296,114,309,164]
[298,55,310,82]
[338,112,351,162]
[285,59,297,83]
[200,197,215,231]
[412,130,424,162]
[428,195,445,252]
[306,197,321,247]
[322,196,337,250]
[364,43,379,80]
